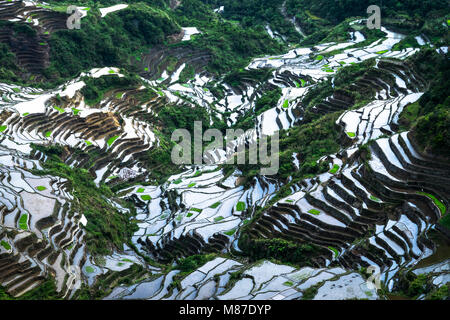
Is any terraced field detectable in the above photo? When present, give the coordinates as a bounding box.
[0,152,87,298]
[0,0,448,301]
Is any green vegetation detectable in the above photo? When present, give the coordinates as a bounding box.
[370,195,381,202]
[417,192,446,215]
[205,0,301,43]
[210,202,221,209]
[85,266,95,273]
[392,35,420,51]
[440,213,450,230]
[0,240,11,250]
[176,254,216,274]
[174,1,284,75]
[178,64,195,83]
[398,101,420,130]
[53,105,65,113]
[48,5,180,83]
[286,0,448,30]
[0,3,182,86]
[144,137,181,183]
[0,0,449,301]
[18,214,28,230]
[193,170,202,177]
[413,99,449,158]
[0,32,24,71]
[426,284,449,300]
[329,164,340,174]
[74,263,148,300]
[0,280,60,300]
[391,272,441,299]
[115,92,124,99]
[107,135,119,147]
[328,246,339,258]
[233,87,282,131]
[82,74,139,106]
[36,186,47,191]
[237,110,341,183]
[409,50,449,158]
[236,202,246,211]
[157,102,223,138]
[224,229,237,236]
[283,281,294,286]
[302,285,318,300]
[31,144,138,255]
[307,209,320,215]
[238,236,326,267]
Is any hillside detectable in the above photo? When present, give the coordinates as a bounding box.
[0,0,448,301]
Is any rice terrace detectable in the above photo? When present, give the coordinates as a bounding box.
[0,0,448,308]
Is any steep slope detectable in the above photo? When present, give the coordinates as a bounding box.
[0,0,448,300]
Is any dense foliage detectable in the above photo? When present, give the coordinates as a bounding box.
[238,236,326,266]
[392,271,450,300]
[286,0,449,26]
[401,50,450,159]
[174,0,284,74]
[47,4,179,81]
[202,0,302,42]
